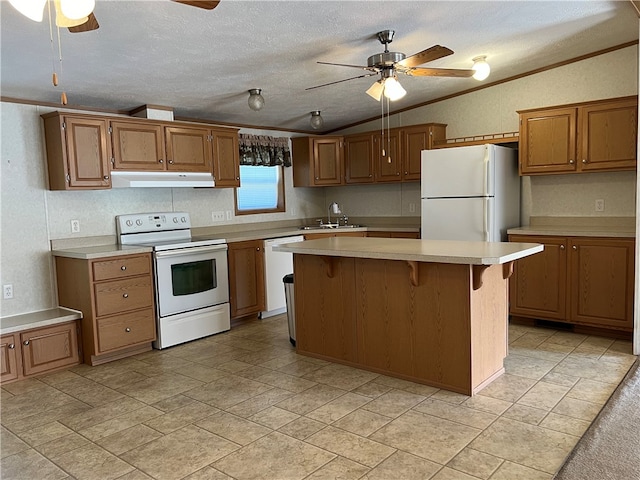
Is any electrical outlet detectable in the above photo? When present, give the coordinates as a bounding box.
[409,203,416,213]
[71,219,80,233]
[226,210,233,220]
[3,284,13,299]
[211,211,225,222]
[595,199,605,212]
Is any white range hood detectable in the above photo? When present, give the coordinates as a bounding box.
[110,171,215,188]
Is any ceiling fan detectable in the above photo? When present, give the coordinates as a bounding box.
[8,0,220,33]
[307,30,487,101]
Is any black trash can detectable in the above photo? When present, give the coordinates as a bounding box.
[283,274,295,346]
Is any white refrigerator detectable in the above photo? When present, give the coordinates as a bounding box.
[421,144,520,242]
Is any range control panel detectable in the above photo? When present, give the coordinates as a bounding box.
[116,212,191,235]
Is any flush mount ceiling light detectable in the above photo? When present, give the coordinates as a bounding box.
[472,56,491,81]
[309,111,324,130]
[247,88,265,111]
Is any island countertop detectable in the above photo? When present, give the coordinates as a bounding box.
[274,236,543,265]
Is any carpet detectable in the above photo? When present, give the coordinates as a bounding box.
[554,358,640,480]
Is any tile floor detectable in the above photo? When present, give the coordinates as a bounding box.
[1,316,636,480]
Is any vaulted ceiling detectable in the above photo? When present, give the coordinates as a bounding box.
[1,1,638,133]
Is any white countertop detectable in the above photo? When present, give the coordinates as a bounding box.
[508,225,635,238]
[1,307,82,334]
[52,244,153,260]
[274,237,543,265]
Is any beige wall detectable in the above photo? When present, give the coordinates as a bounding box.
[334,45,638,222]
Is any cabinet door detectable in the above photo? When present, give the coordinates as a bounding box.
[401,126,428,181]
[312,138,343,185]
[569,238,634,330]
[519,108,577,175]
[111,121,165,170]
[211,129,240,187]
[1,334,20,383]
[20,322,80,377]
[228,240,265,318]
[509,235,568,321]
[579,99,637,172]
[344,134,374,184]
[374,131,401,182]
[64,117,112,188]
[165,127,212,172]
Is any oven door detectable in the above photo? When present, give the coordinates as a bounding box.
[154,244,229,318]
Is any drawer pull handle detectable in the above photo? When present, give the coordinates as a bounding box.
[121,266,127,271]
[125,327,131,333]
[8,343,15,349]
[23,340,30,346]
[123,293,129,298]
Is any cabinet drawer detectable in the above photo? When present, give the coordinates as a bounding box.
[96,308,156,353]
[92,255,151,281]
[94,277,153,316]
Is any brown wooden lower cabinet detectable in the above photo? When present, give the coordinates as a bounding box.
[1,321,81,384]
[367,231,420,239]
[509,234,634,332]
[228,240,265,319]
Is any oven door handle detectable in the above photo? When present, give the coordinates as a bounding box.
[154,244,228,258]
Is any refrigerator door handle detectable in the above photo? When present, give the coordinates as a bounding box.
[483,197,490,241]
[483,146,490,197]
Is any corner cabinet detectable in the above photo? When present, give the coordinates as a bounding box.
[518,96,637,175]
[42,113,112,190]
[292,136,344,187]
[55,253,157,366]
[1,321,81,384]
[228,240,265,319]
[509,235,634,333]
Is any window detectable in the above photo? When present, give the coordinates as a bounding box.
[235,165,285,214]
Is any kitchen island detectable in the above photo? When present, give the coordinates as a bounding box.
[275,237,543,395]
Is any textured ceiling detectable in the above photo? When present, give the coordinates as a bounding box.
[0,0,638,133]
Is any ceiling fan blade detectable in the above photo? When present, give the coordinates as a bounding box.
[171,0,220,10]
[402,67,475,78]
[67,12,99,33]
[397,45,454,68]
[306,72,379,91]
[318,61,377,72]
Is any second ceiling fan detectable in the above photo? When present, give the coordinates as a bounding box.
[308,30,480,101]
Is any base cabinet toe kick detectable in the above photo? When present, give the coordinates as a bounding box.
[277,237,543,396]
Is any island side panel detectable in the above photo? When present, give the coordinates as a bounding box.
[470,264,508,393]
[293,254,358,363]
[355,259,472,393]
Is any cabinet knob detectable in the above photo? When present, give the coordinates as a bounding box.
[236,176,240,180]
[572,245,577,250]
[23,340,29,346]
[103,175,110,180]
[168,160,174,164]
[404,172,408,175]
[8,343,15,349]
[159,159,164,164]
[396,172,400,176]
[569,159,574,164]
[369,174,372,177]
[315,177,319,180]
[123,293,129,298]
[121,265,127,271]
[582,159,587,164]
[256,247,260,251]
[560,244,565,250]
[125,327,131,333]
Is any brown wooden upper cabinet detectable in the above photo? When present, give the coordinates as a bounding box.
[373,130,401,182]
[292,136,344,186]
[42,113,112,190]
[402,124,446,180]
[210,128,240,188]
[518,96,637,175]
[345,134,375,184]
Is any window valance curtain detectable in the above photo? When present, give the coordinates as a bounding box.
[239,134,291,167]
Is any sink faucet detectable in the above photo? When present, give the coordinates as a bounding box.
[328,202,341,225]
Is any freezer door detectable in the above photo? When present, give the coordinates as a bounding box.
[421,197,496,241]
[421,145,494,198]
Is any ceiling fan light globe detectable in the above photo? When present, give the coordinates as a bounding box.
[9,0,47,22]
[53,0,87,26]
[383,77,406,101]
[60,0,94,19]
[310,111,324,130]
[472,56,490,81]
[366,81,384,101]
[247,89,265,111]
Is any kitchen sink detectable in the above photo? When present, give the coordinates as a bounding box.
[300,224,363,230]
